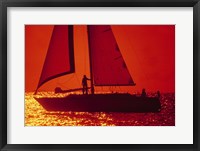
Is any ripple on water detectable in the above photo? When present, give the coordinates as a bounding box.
[25,92,175,126]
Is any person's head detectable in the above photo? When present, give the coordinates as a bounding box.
[142,88,145,92]
[84,75,86,78]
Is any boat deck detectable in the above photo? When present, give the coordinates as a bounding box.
[35,93,161,112]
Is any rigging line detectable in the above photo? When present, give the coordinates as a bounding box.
[84,26,88,73]
[56,75,75,89]
[57,74,75,85]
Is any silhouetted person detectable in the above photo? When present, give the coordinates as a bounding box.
[157,90,161,98]
[141,88,146,97]
[82,75,90,95]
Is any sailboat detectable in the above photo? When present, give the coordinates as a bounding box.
[34,25,161,112]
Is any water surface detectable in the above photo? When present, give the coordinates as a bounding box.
[25,92,175,126]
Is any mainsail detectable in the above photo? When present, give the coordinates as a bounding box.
[88,25,135,86]
[36,25,75,91]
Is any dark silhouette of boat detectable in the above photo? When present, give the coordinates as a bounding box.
[34,25,161,112]
[36,93,160,112]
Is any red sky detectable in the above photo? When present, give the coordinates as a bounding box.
[25,25,175,93]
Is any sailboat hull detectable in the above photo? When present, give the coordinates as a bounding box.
[34,94,161,112]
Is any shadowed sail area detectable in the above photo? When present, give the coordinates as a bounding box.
[36,25,75,91]
[88,25,135,86]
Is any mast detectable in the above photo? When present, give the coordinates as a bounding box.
[87,25,94,94]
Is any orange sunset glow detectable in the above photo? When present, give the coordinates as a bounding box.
[25,25,175,94]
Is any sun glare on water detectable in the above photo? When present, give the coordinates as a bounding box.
[25,92,175,126]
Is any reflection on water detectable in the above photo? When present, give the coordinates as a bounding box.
[25,92,175,126]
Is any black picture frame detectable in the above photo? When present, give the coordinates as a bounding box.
[0,0,199,150]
